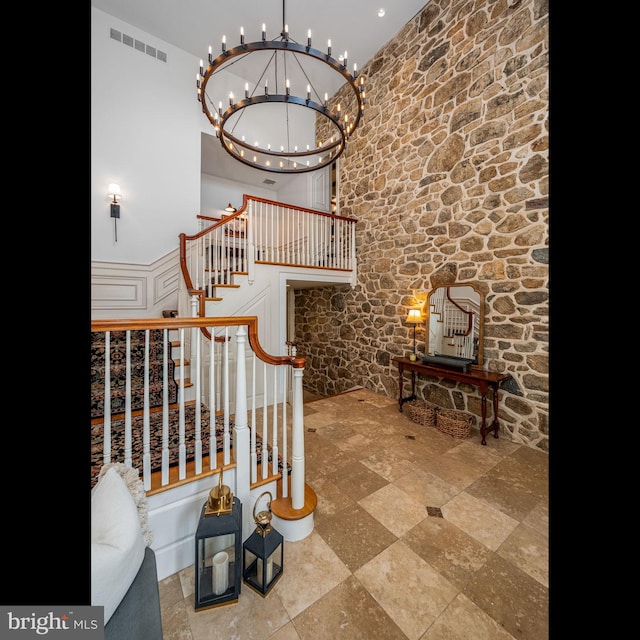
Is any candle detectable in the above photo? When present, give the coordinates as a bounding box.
[256,556,273,587]
[307,29,312,47]
[327,39,331,56]
[262,24,266,40]
[222,35,226,52]
[240,26,244,45]
[212,551,229,595]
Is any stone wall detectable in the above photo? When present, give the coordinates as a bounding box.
[296,0,549,452]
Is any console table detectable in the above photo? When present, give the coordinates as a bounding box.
[392,356,510,445]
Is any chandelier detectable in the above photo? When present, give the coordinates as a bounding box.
[196,2,366,174]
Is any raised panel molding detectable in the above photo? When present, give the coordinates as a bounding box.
[91,249,180,318]
[92,275,146,309]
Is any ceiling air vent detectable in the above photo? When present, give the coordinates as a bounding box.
[263,179,276,185]
[109,27,167,63]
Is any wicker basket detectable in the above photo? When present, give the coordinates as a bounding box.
[436,409,473,438]
[404,400,439,428]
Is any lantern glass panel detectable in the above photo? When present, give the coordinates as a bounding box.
[194,497,242,610]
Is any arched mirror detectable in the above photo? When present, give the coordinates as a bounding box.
[425,283,484,367]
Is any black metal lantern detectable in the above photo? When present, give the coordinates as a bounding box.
[242,491,284,596]
[194,493,242,610]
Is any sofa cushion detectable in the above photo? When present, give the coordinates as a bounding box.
[91,467,145,624]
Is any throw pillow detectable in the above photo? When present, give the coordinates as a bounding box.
[96,462,153,546]
[91,467,145,624]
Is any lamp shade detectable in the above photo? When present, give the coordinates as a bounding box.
[406,309,424,324]
[107,183,121,198]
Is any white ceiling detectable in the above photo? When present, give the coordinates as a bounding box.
[92,0,428,190]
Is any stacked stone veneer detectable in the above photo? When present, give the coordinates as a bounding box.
[297,0,549,452]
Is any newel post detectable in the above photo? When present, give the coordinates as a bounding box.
[291,366,305,510]
[233,324,251,539]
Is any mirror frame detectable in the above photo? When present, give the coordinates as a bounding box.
[425,282,484,368]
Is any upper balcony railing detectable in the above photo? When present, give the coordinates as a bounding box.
[179,194,357,314]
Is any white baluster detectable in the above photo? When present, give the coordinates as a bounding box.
[142,329,151,489]
[178,327,186,479]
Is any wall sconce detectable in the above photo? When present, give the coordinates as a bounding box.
[405,308,424,361]
[224,203,237,213]
[108,183,121,242]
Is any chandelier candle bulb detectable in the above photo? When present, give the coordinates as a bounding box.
[197,2,365,174]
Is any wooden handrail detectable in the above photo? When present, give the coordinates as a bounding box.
[91,316,305,369]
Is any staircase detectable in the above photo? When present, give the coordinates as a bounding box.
[91,316,313,580]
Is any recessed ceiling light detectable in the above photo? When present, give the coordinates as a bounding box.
[378,8,386,18]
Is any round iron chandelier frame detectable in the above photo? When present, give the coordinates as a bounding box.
[197,35,366,174]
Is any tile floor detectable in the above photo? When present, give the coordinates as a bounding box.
[158,388,549,640]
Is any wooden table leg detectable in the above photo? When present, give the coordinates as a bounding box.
[480,389,488,445]
[490,384,500,440]
[398,366,416,412]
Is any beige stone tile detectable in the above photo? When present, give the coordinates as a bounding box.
[440,491,519,551]
[522,497,548,538]
[464,474,544,522]
[178,564,195,599]
[291,575,407,640]
[462,554,548,640]
[392,467,460,508]
[486,449,548,500]
[273,530,351,620]
[159,570,187,611]
[330,458,389,501]
[420,592,518,640]
[359,483,429,538]
[401,515,492,591]
[419,448,489,490]
[439,439,504,473]
[306,475,356,526]
[355,540,458,640]
[497,523,548,588]
[160,597,194,640]
[360,449,420,482]
[185,584,290,640]
[334,431,380,459]
[313,503,398,572]
[268,621,302,640]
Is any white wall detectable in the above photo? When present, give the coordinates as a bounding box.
[200,172,274,218]
[91,7,202,264]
